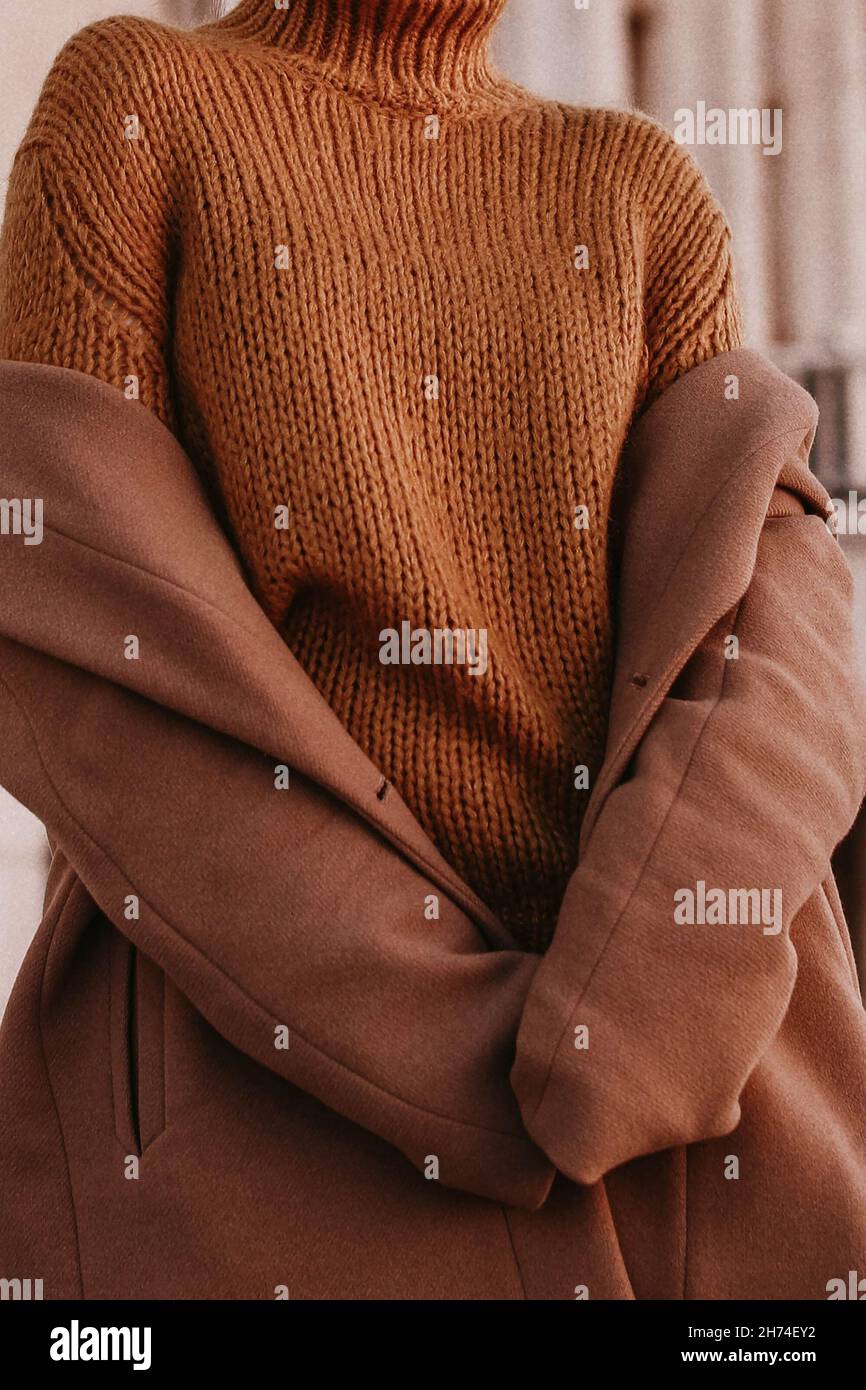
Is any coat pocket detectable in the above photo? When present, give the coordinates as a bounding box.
[109,933,166,1155]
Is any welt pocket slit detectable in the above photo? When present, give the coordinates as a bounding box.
[109,934,166,1155]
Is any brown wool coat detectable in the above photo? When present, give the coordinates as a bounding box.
[0,348,865,1301]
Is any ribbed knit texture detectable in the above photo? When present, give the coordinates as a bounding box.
[0,0,743,951]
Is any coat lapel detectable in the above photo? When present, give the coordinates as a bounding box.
[581,349,822,852]
[0,362,511,944]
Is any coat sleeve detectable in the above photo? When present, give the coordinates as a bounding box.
[510,501,866,1183]
[0,638,555,1213]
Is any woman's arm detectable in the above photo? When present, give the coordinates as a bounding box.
[0,20,175,425]
[635,119,745,407]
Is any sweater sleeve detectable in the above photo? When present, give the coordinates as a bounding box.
[0,20,175,427]
[638,128,744,407]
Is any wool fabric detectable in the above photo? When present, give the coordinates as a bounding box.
[0,0,744,950]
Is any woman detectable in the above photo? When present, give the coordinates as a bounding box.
[0,0,863,1301]
[0,0,746,953]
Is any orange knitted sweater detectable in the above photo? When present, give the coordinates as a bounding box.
[0,0,743,951]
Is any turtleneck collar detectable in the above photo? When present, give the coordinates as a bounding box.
[211,0,513,109]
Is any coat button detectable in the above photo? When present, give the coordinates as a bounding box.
[630,673,649,688]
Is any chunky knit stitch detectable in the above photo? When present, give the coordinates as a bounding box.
[0,0,743,951]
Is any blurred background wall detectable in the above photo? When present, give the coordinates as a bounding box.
[2,0,865,1011]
